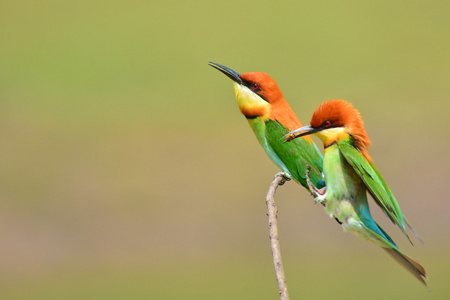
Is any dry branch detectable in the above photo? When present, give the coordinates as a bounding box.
[265,174,290,300]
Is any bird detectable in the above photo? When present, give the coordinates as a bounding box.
[208,62,324,190]
[282,99,427,285]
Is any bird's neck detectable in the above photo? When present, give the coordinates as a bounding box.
[315,127,349,148]
[320,131,372,161]
[269,100,303,131]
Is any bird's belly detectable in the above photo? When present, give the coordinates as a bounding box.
[328,199,373,241]
[326,199,355,224]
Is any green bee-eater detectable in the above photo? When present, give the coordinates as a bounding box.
[209,62,324,189]
[283,99,427,285]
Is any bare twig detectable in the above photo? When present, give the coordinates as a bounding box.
[265,174,290,300]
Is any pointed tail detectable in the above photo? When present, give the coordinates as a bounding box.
[382,248,427,286]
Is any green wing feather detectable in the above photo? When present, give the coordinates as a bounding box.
[337,141,413,241]
[265,120,324,189]
[370,158,423,243]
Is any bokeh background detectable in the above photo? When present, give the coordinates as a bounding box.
[1,1,449,299]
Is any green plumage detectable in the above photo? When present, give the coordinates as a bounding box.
[265,120,324,188]
[208,61,324,191]
[320,136,426,285]
[337,141,411,241]
[210,62,427,285]
[248,118,324,190]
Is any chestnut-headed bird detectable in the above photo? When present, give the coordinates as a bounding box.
[209,62,324,190]
[283,99,427,285]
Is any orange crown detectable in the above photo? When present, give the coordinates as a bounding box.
[311,100,372,159]
[240,72,304,131]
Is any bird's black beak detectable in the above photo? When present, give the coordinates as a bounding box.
[208,62,243,85]
[282,125,320,142]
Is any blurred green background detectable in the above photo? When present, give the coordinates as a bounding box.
[1,0,449,299]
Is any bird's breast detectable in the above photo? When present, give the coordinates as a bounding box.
[323,145,365,218]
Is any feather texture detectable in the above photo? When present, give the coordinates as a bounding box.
[235,71,325,190]
[265,120,324,188]
[296,99,427,285]
[337,140,409,237]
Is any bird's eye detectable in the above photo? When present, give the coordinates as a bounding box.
[252,83,260,90]
[324,120,332,128]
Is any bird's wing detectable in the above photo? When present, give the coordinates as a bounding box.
[369,158,423,243]
[265,120,324,189]
[337,141,412,241]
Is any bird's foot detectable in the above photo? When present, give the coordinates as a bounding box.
[305,165,327,205]
[274,172,292,186]
[313,194,327,205]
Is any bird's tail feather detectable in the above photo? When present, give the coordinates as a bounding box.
[382,248,427,286]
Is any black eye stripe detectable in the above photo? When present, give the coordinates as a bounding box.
[244,81,261,92]
[323,120,332,128]
[242,81,267,102]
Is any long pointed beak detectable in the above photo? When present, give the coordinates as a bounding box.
[208,62,243,85]
[281,125,319,142]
